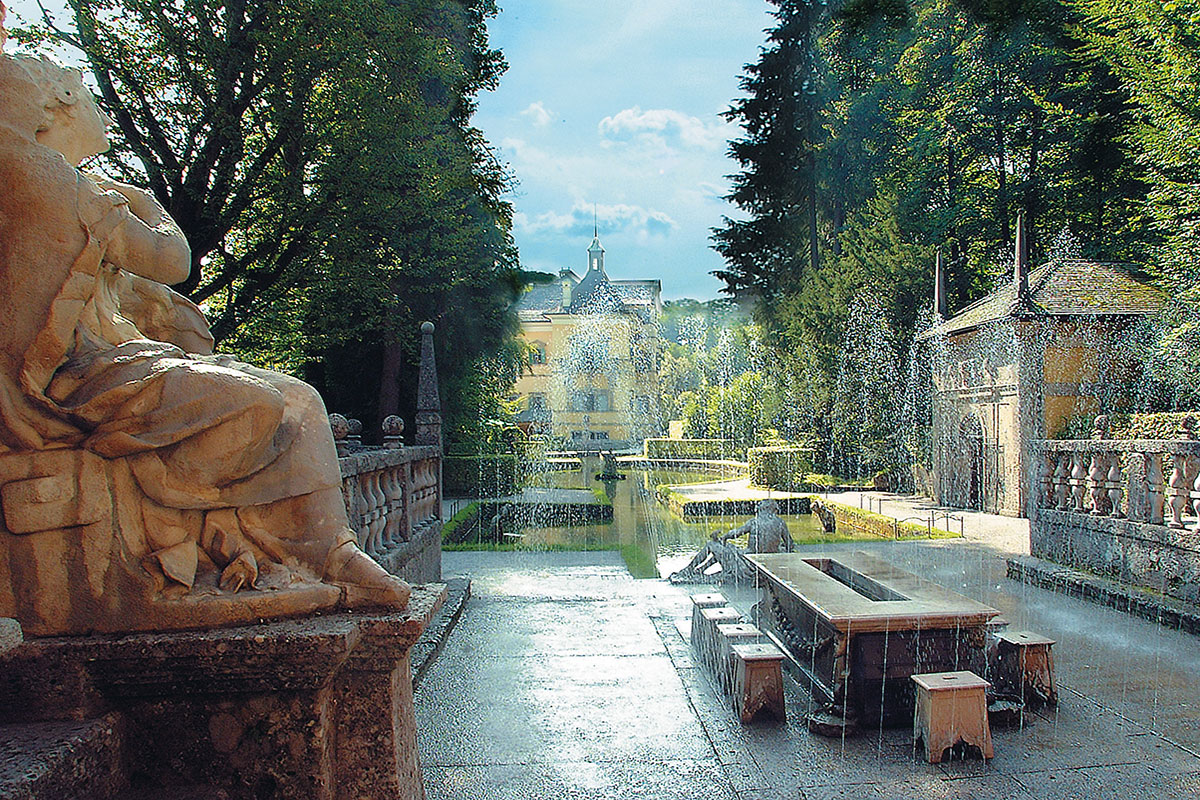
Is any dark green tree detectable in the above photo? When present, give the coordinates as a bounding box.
[22,0,526,440]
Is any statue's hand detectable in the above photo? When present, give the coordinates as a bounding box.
[219,551,258,593]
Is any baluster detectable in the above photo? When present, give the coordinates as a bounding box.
[1040,452,1054,508]
[1106,450,1124,518]
[369,471,387,553]
[350,476,369,550]
[1124,452,1147,522]
[402,460,415,542]
[1147,453,1166,525]
[1167,452,1188,529]
[1189,455,1200,532]
[357,473,376,552]
[383,466,404,544]
[1054,452,1071,511]
[1070,451,1088,513]
[1089,451,1109,515]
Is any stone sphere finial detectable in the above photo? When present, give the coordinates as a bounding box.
[328,413,350,440]
[1092,415,1110,440]
[421,321,434,334]
[382,415,405,436]
[347,418,363,436]
[1179,415,1198,441]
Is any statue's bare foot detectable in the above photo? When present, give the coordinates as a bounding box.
[325,539,411,609]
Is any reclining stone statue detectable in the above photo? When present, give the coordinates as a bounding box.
[0,52,409,635]
[669,499,794,584]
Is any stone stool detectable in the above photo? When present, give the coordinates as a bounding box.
[911,671,993,763]
[715,622,764,691]
[731,642,786,723]
[694,606,742,668]
[689,593,728,661]
[997,630,1057,707]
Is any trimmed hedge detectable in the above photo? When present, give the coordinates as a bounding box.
[1109,412,1200,440]
[443,455,520,498]
[644,438,738,460]
[748,446,815,491]
[442,502,482,544]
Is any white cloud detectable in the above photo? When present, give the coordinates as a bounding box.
[520,101,554,128]
[517,202,677,240]
[598,106,731,151]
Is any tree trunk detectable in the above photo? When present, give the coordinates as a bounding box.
[807,149,819,274]
[377,334,405,435]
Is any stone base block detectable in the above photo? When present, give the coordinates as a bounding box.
[0,585,446,800]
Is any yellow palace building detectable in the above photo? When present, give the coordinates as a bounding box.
[513,234,663,449]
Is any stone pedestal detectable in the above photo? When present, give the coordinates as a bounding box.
[0,585,446,800]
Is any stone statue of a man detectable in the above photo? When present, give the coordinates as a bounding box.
[0,52,408,634]
[669,499,794,584]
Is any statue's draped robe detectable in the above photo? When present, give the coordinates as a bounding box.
[0,135,343,582]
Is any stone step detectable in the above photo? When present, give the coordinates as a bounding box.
[412,576,472,689]
[0,714,126,800]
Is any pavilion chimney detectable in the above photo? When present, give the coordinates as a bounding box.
[1014,210,1030,305]
[933,248,948,319]
[562,279,572,309]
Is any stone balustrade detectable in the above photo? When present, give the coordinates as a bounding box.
[330,415,442,584]
[1035,438,1200,529]
[1030,419,1200,604]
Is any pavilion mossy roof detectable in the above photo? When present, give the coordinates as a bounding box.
[925,260,1167,337]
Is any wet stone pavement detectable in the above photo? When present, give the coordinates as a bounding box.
[414,546,1200,800]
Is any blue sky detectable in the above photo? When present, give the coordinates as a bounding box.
[7,0,775,300]
[475,1,774,299]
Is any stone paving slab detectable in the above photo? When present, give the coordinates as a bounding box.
[422,759,738,800]
[415,549,1200,800]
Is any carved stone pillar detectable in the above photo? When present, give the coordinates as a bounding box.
[414,322,442,450]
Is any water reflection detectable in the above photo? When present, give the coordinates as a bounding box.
[522,464,826,577]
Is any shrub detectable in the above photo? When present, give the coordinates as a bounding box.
[748,445,815,491]
[644,438,739,460]
[1108,411,1200,440]
[443,455,520,498]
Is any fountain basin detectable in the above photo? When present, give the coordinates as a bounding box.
[748,551,1000,726]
